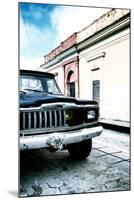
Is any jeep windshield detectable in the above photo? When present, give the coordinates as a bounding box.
[20,74,61,95]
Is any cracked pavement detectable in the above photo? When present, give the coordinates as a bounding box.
[19,128,130,197]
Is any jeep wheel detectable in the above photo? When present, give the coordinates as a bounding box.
[67,139,92,160]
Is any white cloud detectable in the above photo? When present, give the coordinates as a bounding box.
[20,5,111,69]
[20,18,54,69]
[20,56,44,70]
[50,6,110,43]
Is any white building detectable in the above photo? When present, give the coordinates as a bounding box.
[41,9,130,126]
[77,9,130,125]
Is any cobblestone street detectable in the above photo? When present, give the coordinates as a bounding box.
[20,128,130,197]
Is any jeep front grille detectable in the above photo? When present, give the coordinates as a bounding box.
[20,110,66,130]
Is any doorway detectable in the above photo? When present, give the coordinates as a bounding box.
[67,70,75,97]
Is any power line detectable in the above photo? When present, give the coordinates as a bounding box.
[20,7,35,61]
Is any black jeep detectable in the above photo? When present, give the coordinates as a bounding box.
[20,69,103,160]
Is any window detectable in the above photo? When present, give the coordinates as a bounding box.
[20,77,43,92]
[70,82,75,97]
[20,74,61,95]
[92,80,100,103]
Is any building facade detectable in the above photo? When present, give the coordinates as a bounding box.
[40,9,130,125]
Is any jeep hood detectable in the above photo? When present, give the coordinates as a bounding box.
[20,92,77,108]
[20,92,98,108]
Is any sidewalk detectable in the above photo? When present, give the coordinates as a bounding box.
[99,119,130,133]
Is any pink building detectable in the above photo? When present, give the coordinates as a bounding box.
[41,33,80,98]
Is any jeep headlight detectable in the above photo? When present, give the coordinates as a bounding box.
[65,110,73,121]
[87,110,96,119]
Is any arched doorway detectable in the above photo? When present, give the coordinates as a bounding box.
[67,70,75,97]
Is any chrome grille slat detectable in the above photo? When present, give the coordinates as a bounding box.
[34,112,37,128]
[23,112,26,130]
[28,112,31,129]
[49,111,52,127]
[63,110,66,126]
[20,109,67,131]
[44,111,47,127]
[39,112,42,128]
[59,110,62,126]
[54,110,57,126]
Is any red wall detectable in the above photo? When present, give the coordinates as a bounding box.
[44,33,77,64]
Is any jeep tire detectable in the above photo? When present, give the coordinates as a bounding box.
[67,139,92,160]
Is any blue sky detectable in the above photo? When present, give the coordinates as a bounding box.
[19,2,110,69]
[20,3,55,30]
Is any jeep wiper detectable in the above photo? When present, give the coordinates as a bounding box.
[24,88,43,93]
[45,91,62,95]
[20,90,26,94]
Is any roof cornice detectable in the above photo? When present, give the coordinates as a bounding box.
[40,45,78,69]
[40,13,130,69]
[77,13,130,52]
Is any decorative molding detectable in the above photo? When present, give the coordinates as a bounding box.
[87,52,106,63]
[40,46,78,69]
[79,30,129,60]
[77,14,130,52]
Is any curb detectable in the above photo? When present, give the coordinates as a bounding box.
[99,120,130,133]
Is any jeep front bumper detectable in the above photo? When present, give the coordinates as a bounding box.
[20,125,103,150]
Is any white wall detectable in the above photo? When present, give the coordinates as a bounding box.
[79,28,130,122]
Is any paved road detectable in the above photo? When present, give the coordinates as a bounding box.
[19,128,130,197]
